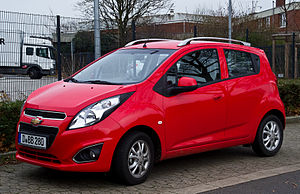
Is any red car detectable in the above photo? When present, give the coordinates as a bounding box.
[16,37,285,185]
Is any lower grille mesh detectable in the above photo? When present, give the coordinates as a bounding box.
[19,148,61,164]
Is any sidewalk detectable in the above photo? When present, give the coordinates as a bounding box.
[202,170,300,194]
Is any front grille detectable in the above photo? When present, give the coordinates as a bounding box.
[19,122,59,149]
[19,148,61,164]
[24,108,66,120]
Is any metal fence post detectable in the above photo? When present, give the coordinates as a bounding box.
[132,20,136,41]
[292,32,295,78]
[56,15,62,81]
[194,26,197,37]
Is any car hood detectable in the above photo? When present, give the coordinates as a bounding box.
[26,81,136,116]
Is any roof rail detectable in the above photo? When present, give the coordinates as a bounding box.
[125,38,171,47]
[178,37,251,47]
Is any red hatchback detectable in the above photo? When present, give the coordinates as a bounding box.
[16,37,285,185]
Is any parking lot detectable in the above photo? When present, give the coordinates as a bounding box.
[0,75,57,101]
[0,121,299,193]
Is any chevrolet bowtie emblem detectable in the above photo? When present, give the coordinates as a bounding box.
[31,117,43,125]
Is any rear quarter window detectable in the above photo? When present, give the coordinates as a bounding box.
[224,49,260,78]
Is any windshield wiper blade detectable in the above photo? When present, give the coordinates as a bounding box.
[64,77,78,83]
[81,80,122,85]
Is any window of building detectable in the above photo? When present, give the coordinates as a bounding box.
[280,13,286,28]
[266,17,271,28]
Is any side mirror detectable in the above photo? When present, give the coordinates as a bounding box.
[168,77,198,95]
[178,77,197,87]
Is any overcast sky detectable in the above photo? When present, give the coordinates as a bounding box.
[0,0,295,17]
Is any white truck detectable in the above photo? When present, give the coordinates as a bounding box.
[0,30,56,79]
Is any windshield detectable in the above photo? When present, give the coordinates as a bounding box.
[71,49,175,84]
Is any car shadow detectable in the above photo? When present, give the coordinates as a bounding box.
[21,146,257,189]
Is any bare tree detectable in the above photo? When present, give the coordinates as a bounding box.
[279,0,300,33]
[76,0,172,46]
[193,2,254,39]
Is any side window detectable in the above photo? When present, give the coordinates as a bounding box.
[26,47,34,56]
[167,49,221,86]
[36,48,49,58]
[224,50,258,77]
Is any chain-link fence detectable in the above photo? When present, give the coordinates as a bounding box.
[0,10,100,101]
[1,10,299,101]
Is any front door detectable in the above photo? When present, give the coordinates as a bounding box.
[163,48,227,151]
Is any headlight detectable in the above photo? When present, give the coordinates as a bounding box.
[68,92,134,130]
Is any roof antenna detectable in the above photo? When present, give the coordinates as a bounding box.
[143,42,147,48]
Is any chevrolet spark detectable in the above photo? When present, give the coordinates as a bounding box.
[16,37,285,185]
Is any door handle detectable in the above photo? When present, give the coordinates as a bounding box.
[213,94,224,101]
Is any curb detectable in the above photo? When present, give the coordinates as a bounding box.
[0,151,16,157]
[286,115,300,123]
[166,163,300,194]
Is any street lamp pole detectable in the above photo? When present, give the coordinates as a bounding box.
[229,0,232,40]
[94,0,101,59]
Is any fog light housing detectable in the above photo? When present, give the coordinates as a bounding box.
[73,143,103,163]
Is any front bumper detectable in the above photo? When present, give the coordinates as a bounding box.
[42,68,55,75]
[16,114,122,172]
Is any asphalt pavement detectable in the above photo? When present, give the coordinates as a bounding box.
[202,170,300,194]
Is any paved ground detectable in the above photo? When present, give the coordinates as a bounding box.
[0,122,299,193]
[203,170,300,194]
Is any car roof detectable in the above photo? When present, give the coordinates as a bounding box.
[123,40,264,54]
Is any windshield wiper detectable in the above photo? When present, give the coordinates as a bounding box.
[81,80,122,85]
[64,77,78,83]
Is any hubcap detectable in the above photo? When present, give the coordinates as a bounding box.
[128,140,150,178]
[262,121,280,151]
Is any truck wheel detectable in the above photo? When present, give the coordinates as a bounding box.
[112,131,154,185]
[28,68,42,79]
[252,115,283,157]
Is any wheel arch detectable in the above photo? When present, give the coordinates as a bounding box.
[113,125,162,163]
[26,64,42,74]
[261,109,286,130]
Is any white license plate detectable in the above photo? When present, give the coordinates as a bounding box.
[19,133,47,149]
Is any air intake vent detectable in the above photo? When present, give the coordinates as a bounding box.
[19,148,61,164]
[24,109,66,120]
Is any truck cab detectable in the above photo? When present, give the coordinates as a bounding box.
[22,36,56,79]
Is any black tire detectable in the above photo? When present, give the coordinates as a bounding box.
[252,115,283,157]
[28,68,42,79]
[112,131,154,185]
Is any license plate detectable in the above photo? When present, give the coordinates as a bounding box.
[19,133,47,149]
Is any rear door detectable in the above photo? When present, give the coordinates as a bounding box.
[222,48,262,139]
[162,48,227,151]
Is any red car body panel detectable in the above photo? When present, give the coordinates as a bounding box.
[16,40,285,172]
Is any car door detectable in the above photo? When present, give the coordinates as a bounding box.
[162,48,227,151]
[222,48,263,139]
[36,47,51,69]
